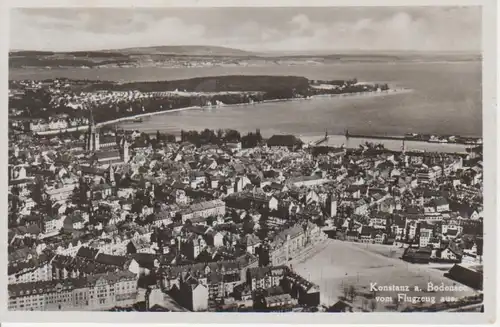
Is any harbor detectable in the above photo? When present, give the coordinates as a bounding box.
[304,133,476,154]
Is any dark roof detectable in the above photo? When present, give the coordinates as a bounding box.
[96,150,121,160]
[95,253,130,267]
[265,285,285,296]
[131,253,161,269]
[248,266,288,280]
[360,226,375,236]
[8,253,52,275]
[446,264,483,290]
[76,246,99,260]
[329,300,353,312]
[50,254,74,270]
[404,247,432,257]
[183,224,209,235]
[80,166,106,175]
[431,197,449,207]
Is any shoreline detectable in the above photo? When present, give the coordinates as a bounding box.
[9,60,480,76]
[100,87,412,127]
[95,106,203,127]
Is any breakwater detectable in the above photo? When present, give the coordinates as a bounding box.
[344,133,482,146]
[305,134,475,154]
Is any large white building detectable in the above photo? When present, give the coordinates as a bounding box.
[180,200,226,223]
[8,271,138,311]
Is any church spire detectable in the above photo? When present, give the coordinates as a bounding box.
[89,107,95,127]
[86,107,100,152]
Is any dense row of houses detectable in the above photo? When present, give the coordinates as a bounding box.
[8,92,483,312]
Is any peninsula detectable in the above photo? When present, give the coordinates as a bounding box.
[9,75,395,130]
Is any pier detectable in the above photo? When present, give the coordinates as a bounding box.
[308,132,477,154]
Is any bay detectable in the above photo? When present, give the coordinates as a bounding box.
[10,61,482,138]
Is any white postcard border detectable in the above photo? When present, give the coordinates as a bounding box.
[0,0,497,324]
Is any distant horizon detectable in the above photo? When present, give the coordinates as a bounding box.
[8,44,482,56]
[10,7,481,53]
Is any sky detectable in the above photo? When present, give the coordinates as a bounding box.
[10,7,482,53]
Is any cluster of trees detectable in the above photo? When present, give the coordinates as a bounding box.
[312,78,358,86]
[71,177,91,209]
[155,131,177,144]
[9,177,53,228]
[90,92,268,123]
[241,130,263,148]
[179,128,261,148]
[85,75,310,93]
[308,82,389,96]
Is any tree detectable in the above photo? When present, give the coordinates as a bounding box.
[385,216,394,236]
[362,298,369,311]
[241,132,262,148]
[224,129,241,143]
[342,286,350,300]
[315,216,326,227]
[31,177,45,208]
[216,129,224,140]
[405,224,411,243]
[258,211,270,240]
[348,285,356,302]
[165,134,176,143]
[258,243,270,267]
[200,128,218,144]
[150,231,158,244]
[348,219,354,231]
[392,296,401,311]
[414,222,421,245]
[242,218,255,235]
[231,210,241,223]
[131,198,143,214]
[336,218,344,230]
[44,197,54,216]
[11,185,21,197]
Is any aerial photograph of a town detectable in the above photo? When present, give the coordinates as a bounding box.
[6,6,486,315]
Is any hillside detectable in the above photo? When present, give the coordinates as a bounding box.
[81,75,311,93]
[8,46,481,69]
[116,45,256,57]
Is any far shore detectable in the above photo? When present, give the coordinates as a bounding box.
[100,87,412,128]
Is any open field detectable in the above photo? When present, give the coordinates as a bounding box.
[292,239,480,311]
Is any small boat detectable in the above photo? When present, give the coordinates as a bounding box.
[133,117,143,123]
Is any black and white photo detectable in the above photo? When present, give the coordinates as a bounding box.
[3,2,497,324]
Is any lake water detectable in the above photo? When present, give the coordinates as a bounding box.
[10,61,482,138]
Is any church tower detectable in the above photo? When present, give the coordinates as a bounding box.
[123,138,130,163]
[94,129,100,151]
[109,165,115,185]
[86,109,100,152]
